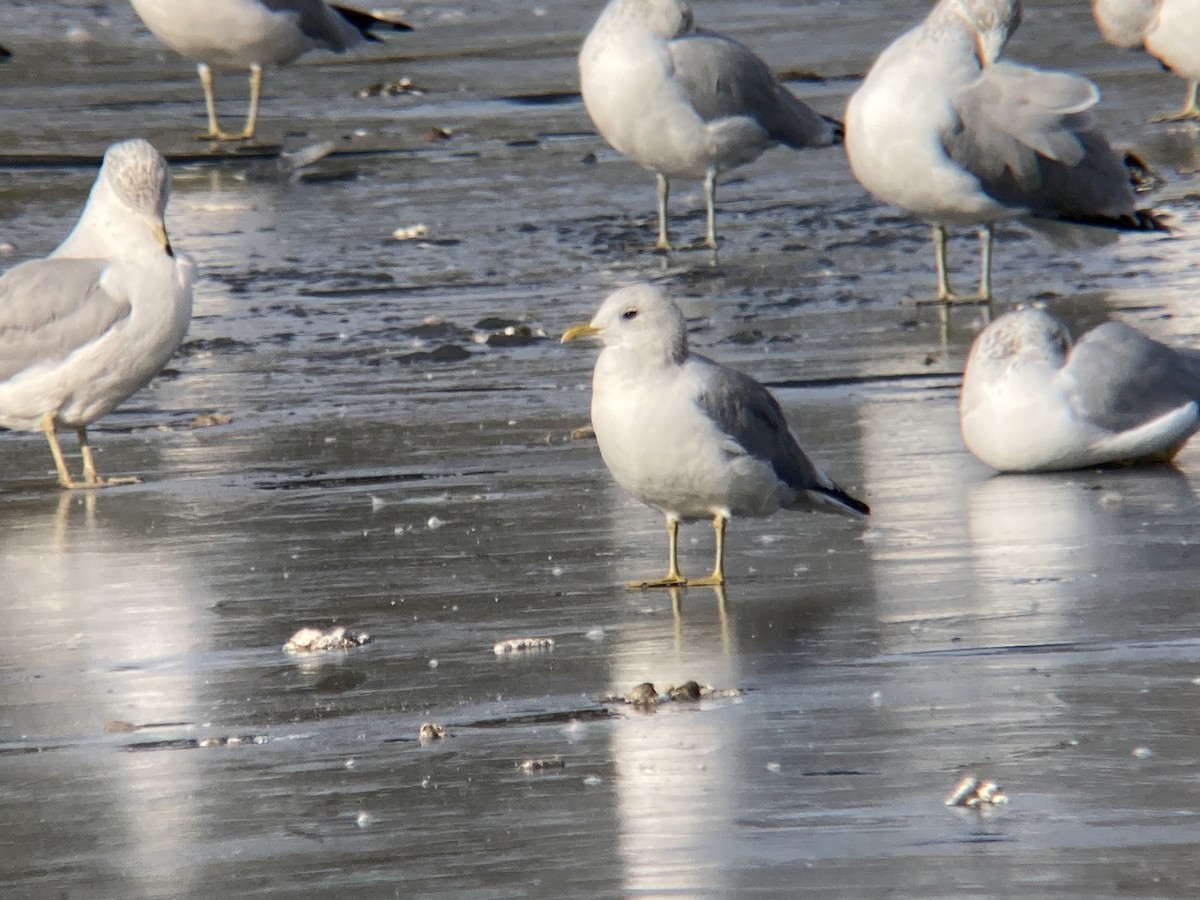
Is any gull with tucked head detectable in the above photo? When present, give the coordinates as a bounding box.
[562,283,868,588]
[128,0,413,141]
[845,0,1167,304]
[0,139,196,489]
[960,306,1200,472]
[578,0,837,251]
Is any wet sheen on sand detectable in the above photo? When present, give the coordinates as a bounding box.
[1,1,1200,897]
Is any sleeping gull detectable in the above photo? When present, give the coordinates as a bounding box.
[0,139,196,489]
[561,283,868,588]
[960,306,1200,472]
[128,0,413,141]
[845,0,1167,303]
[578,0,837,251]
[1093,0,1200,122]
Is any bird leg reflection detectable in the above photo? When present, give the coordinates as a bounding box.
[686,515,726,587]
[627,515,687,589]
[703,167,718,250]
[654,172,672,251]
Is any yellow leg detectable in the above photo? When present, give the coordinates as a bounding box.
[76,427,140,488]
[238,63,263,140]
[687,515,727,586]
[702,167,718,250]
[654,172,672,252]
[41,413,76,489]
[627,516,687,589]
[197,62,252,142]
[1149,81,1200,123]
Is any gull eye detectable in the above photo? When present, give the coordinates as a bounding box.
[621,308,639,321]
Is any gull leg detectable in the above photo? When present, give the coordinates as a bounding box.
[933,224,957,302]
[976,224,995,303]
[41,413,77,489]
[237,63,263,140]
[627,515,687,589]
[77,427,140,488]
[654,172,672,252]
[703,167,718,250]
[1149,81,1200,123]
[687,515,727,587]
[196,63,247,142]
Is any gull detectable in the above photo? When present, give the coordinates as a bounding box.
[561,283,868,588]
[578,0,837,251]
[845,0,1166,304]
[0,139,196,489]
[1093,0,1200,122]
[127,0,413,141]
[960,306,1200,472]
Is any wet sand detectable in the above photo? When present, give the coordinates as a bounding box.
[1,1,1200,897]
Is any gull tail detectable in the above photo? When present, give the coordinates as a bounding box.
[821,114,845,144]
[333,5,415,39]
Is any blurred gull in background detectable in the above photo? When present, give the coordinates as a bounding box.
[127,0,413,141]
[1093,0,1200,122]
[960,306,1200,472]
[845,0,1167,304]
[578,0,837,251]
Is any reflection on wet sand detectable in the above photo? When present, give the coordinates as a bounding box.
[0,492,214,897]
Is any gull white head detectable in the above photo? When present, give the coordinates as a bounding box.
[927,0,1022,64]
[967,306,1072,373]
[53,139,174,260]
[602,0,694,39]
[561,283,689,365]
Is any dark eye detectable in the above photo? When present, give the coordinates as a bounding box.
[621,308,639,320]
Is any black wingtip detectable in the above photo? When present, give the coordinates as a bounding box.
[332,5,415,40]
[815,484,870,516]
[1058,208,1171,235]
[822,113,845,145]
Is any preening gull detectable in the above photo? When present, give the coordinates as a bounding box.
[845,0,1166,303]
[0,139,196,488]
[562,283,868,588]
[578,0,837,251]
[128,0,413,141]
[960,306,1200,472]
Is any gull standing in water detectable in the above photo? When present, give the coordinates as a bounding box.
[1093,0,1200,122]
[128,0,413,141]
[845,0,1166,304]
[578,0,837,251]
[0,139,196,489]
[562,284,868,588]
[960,306,1200,472]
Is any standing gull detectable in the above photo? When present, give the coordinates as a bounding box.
[845,0,1166,303]
[578,0,837,251]
[562,284,868,588]
[1093,0,1200,122]
[0,139,196,489]
[960,306,1200,472]
[128,0,413,141]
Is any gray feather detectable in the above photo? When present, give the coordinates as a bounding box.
[259,0,360,50]
[0,258,131,382]
[1067,323,1200,433]
[668,30,832,148]
[945,61,1135,219]
[693,356,867,516]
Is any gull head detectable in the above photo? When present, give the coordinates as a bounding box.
[607,0,694,40]
[561,283,689,365]
[929,0,1022,64]
[968,306,1072,372]
[54,138,176,260]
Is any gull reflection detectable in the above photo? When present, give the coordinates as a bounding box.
[0,492,217,896]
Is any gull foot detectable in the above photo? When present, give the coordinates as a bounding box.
[686,574,724,587]
[63,474,142,490]
[626,575,687,590]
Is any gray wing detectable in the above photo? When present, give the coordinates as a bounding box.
[259,0,360,49]
[0,258,131,382]
[667,30,833,148]
[1066,322,1200,432]
[945,61,1137,221]
[694,355,869,516]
